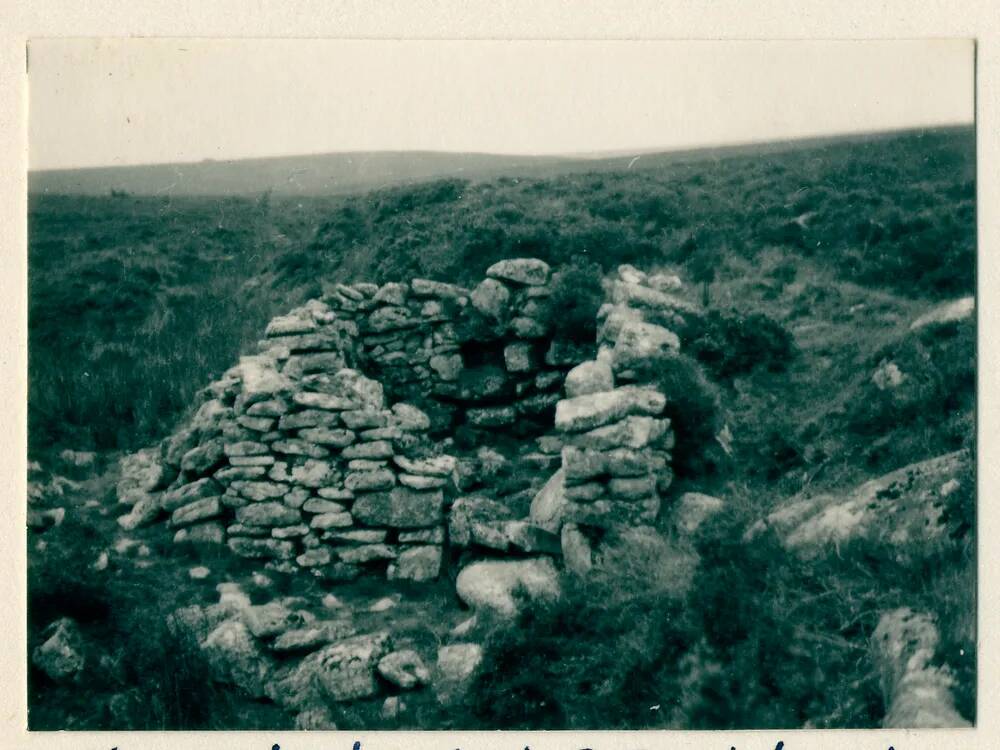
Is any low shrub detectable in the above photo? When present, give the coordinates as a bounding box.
[683,309,796,379]
[846,319,974,447]
[630,353,723,478]
[541,261,606,343]
[469,569,694,729]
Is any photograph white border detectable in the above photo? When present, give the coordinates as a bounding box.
[2,2,997,749]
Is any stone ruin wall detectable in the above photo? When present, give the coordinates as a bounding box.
[116,258,694,584]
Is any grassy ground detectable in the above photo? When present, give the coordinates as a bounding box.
[27,126,976,728]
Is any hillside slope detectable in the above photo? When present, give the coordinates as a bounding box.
[26,125,977,730]
[29,126,975,461]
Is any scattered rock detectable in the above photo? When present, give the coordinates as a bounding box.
[673,492,724,534]
[387,545,443,582]
[434,643,483,707]
[378,649,431,689]
[294,707,338,730]
[455,558,560,619]
[872,359,905,390]
[201,619,272,697]
[368,596,399,613]
[561,523,593,575]
[32,618,85,683]
[380,695,405,720]
[871,607,970,727]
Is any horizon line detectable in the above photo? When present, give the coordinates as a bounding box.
[29,120,975,174]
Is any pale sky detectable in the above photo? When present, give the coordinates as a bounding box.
[28,38,974,171]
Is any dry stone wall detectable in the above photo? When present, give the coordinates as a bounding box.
[289,257,593,436]
[115,259,694,586]
[528,264,690,573]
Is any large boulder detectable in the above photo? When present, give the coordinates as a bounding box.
[910,296,974,331]
[745,450,970,562]
[455,558,560,619]
[486,258,551,286]
[32,618,85,683]
[871,608,970,727]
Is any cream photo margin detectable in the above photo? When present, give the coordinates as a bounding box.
[1,2,997,749]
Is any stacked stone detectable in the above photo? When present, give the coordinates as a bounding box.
[527,264,690,571]
[322,278,466,395]
[553,369,675,529]
[317,259,591,433]
[122,297,453,581]
[116,258,619,582]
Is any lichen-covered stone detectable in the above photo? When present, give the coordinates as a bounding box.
[302,631,393,702]
[434,643,483,707]
[161,477,222,512]
[337,544,398,564]
[555,386,666,433]
[296,427,356,447]
[486,258,551,286]
[235,502,301,528]
[470,278,511,320]
[352,486,444,528]
[387,545,442,582]
[872,608,970,727]
[344,469,396,492]
[455,558,560,619]
[32,618,86,683]
[201,619,272,697]
[564,360,614,398]
[378,649,431,689]
[170,496,222,527]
